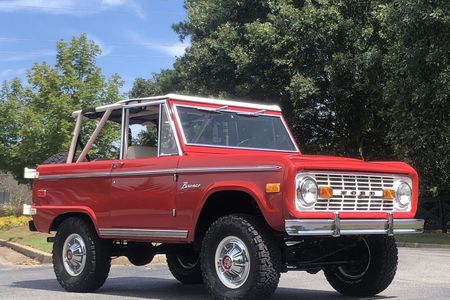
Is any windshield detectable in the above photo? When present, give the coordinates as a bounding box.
[176,106,297,152]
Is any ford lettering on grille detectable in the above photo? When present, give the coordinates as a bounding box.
[314,173,395,211]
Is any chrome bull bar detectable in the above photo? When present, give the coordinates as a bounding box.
[285,212,424,237]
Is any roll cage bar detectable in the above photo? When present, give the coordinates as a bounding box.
[67,94,284,164]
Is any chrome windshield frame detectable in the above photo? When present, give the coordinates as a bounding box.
[173,104,300,153]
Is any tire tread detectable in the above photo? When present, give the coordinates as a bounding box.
[200,214,281,300]
[53,217,111,292]
[324,235,398,297]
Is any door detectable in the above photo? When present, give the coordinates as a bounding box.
[109,102,181,230]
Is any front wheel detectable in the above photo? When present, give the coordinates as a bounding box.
[324,235,398,297]
[200,214,281,300]
[53,217,111,292]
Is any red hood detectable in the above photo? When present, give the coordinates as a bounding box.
[288,154,416,176]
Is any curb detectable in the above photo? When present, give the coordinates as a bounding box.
[152,254,167,264]
[0,239,52,263]
[0,238,168,265]
[396,242,450,249]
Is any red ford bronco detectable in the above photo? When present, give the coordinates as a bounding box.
[26,94,424,299]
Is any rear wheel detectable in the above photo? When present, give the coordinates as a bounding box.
[324,235,398,297]
[200,214,281,300]
[53,217,111,292]
[166,245,202,284]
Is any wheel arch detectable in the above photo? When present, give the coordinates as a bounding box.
[192,185,274,244]
[50,210,98,233]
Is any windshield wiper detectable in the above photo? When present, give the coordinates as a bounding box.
[196,105,228,113]
[236,109,265,117]
[196,106,265,117]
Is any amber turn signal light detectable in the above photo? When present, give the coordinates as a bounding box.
[266,183,281,193]
[319,186,333,198]
[383,189,395,200]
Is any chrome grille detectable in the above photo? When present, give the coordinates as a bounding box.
[314,173,395,211]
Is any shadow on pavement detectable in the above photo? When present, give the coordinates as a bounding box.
[11,276,396,300]
[12,277,207,299]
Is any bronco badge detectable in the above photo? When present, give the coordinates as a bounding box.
[180,182,201,190]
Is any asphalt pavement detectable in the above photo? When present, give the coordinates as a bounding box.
[0,246,449,299]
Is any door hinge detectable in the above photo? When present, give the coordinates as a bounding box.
[172,208,176,217]
[173,173,178,182]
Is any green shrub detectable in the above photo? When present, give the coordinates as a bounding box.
[0,205,22,217]
[0,216,31,230]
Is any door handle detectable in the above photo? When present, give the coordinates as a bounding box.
[112,162,124,169]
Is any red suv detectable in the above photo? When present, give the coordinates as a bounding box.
[28,94,424,299]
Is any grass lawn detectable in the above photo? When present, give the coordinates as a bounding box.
[0,225,53,253]
[395,232,450,244]
[0,224,449,255]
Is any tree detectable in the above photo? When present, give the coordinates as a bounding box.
[130,70,181,98]
[0,79,30,173]
[131,0,450,195]
[134,0,391,158]
[0,34,123,181]
[379,0,450,195]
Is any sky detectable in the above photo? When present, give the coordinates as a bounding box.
[0,0,188,93]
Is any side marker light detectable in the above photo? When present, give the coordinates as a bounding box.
[266,183,281,193]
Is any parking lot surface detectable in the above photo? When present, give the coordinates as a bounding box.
[0,246,449,299]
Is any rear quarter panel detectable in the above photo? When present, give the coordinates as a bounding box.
[32,161,113,233]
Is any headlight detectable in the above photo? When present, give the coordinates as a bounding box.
[394,181,412,210]
[296,176,318,209]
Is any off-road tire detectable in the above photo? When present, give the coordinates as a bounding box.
[53,217,111,292]
[43,152,69,164]
[324,235,398,297]
[167,246,203,284]
[200,214,281,300]
[127,243,155,266]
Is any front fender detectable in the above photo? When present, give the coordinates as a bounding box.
[191,181,285,238]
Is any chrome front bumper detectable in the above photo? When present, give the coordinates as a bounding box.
[285,213,424,237]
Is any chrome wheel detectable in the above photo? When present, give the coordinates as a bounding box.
[214,236,250,289]
[338,238,371,280]
[62,233,87,276]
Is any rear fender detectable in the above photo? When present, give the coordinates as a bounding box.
[33,206,99,235]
